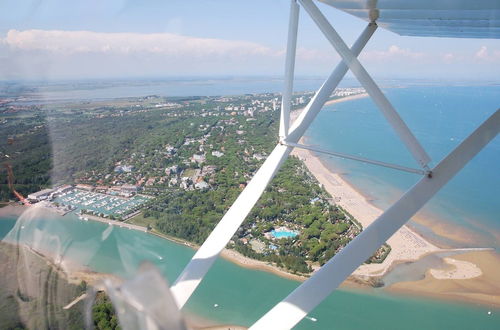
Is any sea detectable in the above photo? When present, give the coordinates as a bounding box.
[1,78,499,328]
[306,84,500,249]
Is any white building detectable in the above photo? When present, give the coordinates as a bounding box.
[211,151,224,158]
[55,185,73,194]
[191,154,206,164]
[27,189,55,202]
[195,181,210,190]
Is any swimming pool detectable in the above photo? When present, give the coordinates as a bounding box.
[271,229,298,239]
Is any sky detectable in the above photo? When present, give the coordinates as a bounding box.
[0,0,499,81]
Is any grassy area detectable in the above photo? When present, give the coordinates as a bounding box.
[126,212,156,227]
[182,168,196,177]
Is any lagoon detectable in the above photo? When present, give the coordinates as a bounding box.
[1,209,498,329]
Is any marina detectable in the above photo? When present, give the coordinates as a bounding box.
[52,188,152,220]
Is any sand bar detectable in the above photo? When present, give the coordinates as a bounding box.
[388,250,500,307]
[430,257,482,280]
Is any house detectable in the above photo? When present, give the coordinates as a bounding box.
[95,186,109,193]
[211,150,224,158]
[169,177,179,187]
[201,165,217,176]
[114,165,134,173]
[310,197,320,204]
[191,154,206,164]
[76,184,94,191]
[195,181,210,190]
[165,165,179,175]
[121,184,138,194]
[252,153,266,161]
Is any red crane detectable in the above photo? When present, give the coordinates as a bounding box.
[4,164,31,206]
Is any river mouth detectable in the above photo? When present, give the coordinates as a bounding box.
[380,250,481,288]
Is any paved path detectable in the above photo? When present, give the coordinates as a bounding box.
[63,293,87,310]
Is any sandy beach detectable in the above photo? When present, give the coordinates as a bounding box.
[290,97,441,277]
[220,248,308,282]
[289,95,500,306]
[0,203,28,217]
[291,146,442,276]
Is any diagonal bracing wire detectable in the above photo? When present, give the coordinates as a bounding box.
[251,108,500,329]
[299,0,432,169]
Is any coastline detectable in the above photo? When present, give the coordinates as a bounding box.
[290,95,441,277]
[1,203,364,287]
[89,212,312,282]
[289,96,500,307]
[292,141,441,277]
[1,91,498,308]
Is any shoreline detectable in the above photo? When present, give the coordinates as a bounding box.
[86,211,313,283]
[0,203,367,287]
[290,97,442,277]
[289,98,500,307]
[84,208,374,286]
[1,91,498,308]
[1,197,498,308]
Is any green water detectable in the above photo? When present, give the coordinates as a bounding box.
[0,209,498,329]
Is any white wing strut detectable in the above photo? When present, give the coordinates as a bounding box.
[171,18,377,308]
[251,108,500,330]
[279,0,300,139]
[169,0,499,328]
[171,143,291,307]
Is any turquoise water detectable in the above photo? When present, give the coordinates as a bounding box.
[1,83,499,328]
[271,229,298,238]
[306,85,500,248]
[1,210,499,329]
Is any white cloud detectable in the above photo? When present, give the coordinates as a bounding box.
[2,30,499,80]
[475,46,488,59]
[0,29,344,79]
[296,47,338,62]
[474,46,500,61]
[3,29,280,58]
[442,53,455,63]
[360,45,425,62]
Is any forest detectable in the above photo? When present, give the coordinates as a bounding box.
[1,93,386,274]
